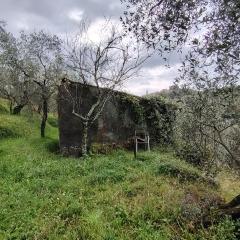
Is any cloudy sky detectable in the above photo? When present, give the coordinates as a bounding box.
[0,0,183,96]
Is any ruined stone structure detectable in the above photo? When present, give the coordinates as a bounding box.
[58,81,176,157]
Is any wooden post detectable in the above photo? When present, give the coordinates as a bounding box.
[135,137,138,158]
[147,136,150,152]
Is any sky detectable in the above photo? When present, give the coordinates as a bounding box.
[0,0,183,96]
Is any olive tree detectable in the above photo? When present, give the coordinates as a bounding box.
[23,31,64,137]
[0,28,36,114]
[0,66,36,114]
[0,28,63,137]
[122,0,240,168]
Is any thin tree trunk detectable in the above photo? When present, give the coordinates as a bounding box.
[41,99,48,138]
[13,104,25,115]
[37,103,42,114]
[81,121,88,156]
[216,129,237,164]
[9,101,13,114]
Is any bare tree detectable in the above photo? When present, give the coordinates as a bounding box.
[62,22,149,156]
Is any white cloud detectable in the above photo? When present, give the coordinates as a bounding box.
[124,64,181,96]
[86,18,122,43]
[15,20,30,31]
[67,9,84,23]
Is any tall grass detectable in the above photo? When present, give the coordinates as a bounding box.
[0,99,239,239]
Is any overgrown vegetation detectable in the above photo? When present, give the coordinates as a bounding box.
[121,0,240,171]
[117,92,177,146]
[0,100,239,239]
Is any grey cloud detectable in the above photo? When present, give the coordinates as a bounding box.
[0,0,182,94]
[0,0,123,34]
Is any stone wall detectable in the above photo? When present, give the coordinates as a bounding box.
[58,81,176,157]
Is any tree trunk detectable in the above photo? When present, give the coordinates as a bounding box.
[41,99,48,138]
[216,129,237,165]
[13,104,25,115]
[37,103,42,114]
[8,99,14,114]
[220,194,240,209]
[81,121,88,156]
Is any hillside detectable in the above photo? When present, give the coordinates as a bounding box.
[0,100,239,239]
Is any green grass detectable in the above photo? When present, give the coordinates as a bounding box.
[0,99,9,114]
[0,99,239,240]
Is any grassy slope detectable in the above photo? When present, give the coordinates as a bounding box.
[0,100,239,240]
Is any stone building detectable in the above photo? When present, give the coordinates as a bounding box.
[58,81,176,157]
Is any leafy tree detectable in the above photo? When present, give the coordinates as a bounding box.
[0,28,63,137]
[122,0,240,168]
[0,66,36,114]
[0,28,36,114]
[23,31,63,137]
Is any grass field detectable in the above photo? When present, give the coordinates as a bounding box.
[0,100,239,240]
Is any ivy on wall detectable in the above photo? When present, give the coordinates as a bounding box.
[116,92,177,146]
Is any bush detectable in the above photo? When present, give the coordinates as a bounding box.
[0,104,9,114]
[0,126,19,139]
[156,161,201,182]
[45,139,60,153]
[176,144,205,166]
[47,115,58,128]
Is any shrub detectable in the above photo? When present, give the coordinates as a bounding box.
[45,139,60,153]
[47,115,58,128]
[157,161,200,181]
[156,161,205,182]
[0,126,19,139]
[0,104,9,114]
[175,144,205,166]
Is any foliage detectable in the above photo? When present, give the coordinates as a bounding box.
[121,0,240,169]
[173,87,240,171]
[118,92,144,124]
[117,92,177,146]
[121,0,240,82]
[141,96,177,146]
